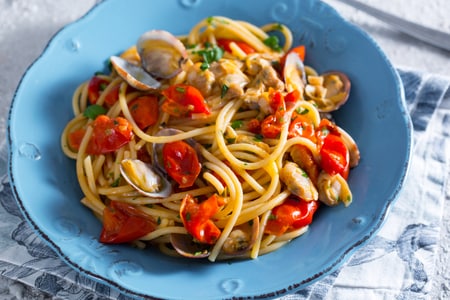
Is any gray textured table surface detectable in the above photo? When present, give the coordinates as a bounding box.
[1,0,449,299]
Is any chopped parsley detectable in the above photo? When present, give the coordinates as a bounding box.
[230,120,243,129]
[221,84,229,98]
[195,45,224,70]
[84,104,106,120]
[175,86,186,93]
[264,35,282,52]
[296,107,309,115]
[253,134,264,142]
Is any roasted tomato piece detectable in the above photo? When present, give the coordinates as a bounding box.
[180,194,225,244]
[265,197,319,236]
[162,140,201,188]
[100,201,156,244]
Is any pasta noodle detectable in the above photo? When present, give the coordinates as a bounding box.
[61,16,359,261]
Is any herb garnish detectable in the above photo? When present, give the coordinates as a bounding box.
[84,104,107,120]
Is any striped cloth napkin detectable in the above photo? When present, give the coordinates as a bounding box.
[0,68,449,299]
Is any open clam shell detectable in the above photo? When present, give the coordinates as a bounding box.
[137,30,188,79]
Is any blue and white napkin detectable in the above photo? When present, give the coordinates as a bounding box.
[0,68,449,299]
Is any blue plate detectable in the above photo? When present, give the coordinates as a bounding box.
[7,0,412,299]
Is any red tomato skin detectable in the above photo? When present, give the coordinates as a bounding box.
[320,133,350,179]
[216,39,256,54]
[264,198,319,236]
[180,194,225,244]
[288,114,315,140]
[128,95,159,130]
[162,141,201,188]
[87,76,109,104]
[161,84,210,117]
[87,115,133,155]
[100,201,156,244]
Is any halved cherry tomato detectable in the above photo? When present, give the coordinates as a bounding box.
[162,140,201,188]
[180,194,225,244]
[261,91,287,139]
[284,90,301,110]
[103,84,120,107]
[315,119,340,147]
[288,114,315,140]
[100,201,156,244]
[320,133,349,179]
[216,39,256,55]
[128,95,159,130]
[68,115,133,154]
[161,84,210,117]
[264,197,319,236]
[246,118,261,134]
[87,75,121,107]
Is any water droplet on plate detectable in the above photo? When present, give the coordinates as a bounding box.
[18,143,41,160]
[67,38,81,52]
[220,278,243,294]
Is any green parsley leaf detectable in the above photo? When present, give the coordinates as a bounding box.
[196,46,224,70]
[221,84,229,98]
[264,35,282,52]
[111,177,120,187]
[253,134,264,142]
[296,107,309,115]
[175,86,186,93]
[84,104,107,120]
[230,120,243,129]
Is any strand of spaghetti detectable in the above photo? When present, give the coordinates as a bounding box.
[235,189,289,227]
[75,126,105,214]
[117,82,215,143]
[138,205,179,220]
[275,226,308,242]
[72,82,87,116]
[60,114,87,159]
[140,226,187,241]
[258,240,289,255]
[92,154,106,180]
[95,76,122,107]
[250,209,272,259]
[97,185,135,195]
[260,23,293,52]
[203,171,225,195]
[202,161,239,220]
[200,147,243,262]
[83,155,97,195]
[216,100,292,170]
[237,21,270,40]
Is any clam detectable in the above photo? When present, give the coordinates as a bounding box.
[120,158,172,198]
[317,171,352,207]
[137,30,188,79]
[283,52,306,93]
[170,234,211,258]
[170,217,260,259]
[110,56,162,91]
[152,128,201,174]
[219,217,260,258]
[304,71,351,112]
[110,30,187,91]
[280,161,318,201]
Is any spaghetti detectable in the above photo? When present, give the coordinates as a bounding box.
[61,16,359,261]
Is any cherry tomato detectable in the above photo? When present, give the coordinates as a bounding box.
[103,84,120,107]
[68,128,86,152]
[264,197,319,236]
[320,133,349,179]
[261,114,284,139]
[216,39,256,55]
[315,119,340,147]
[161,84,210,117]
[180,194,225,244]
[162,140,201,188]
[128,95,159,130]
[246,118,261,134]
[100,201,157,244]
[69,115,133,154]
[284,90,301,110]
[288,114,315,140]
